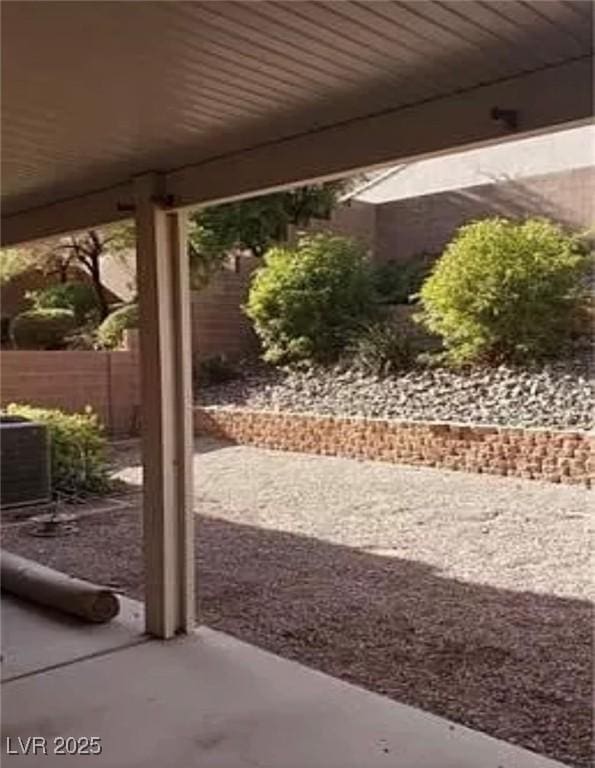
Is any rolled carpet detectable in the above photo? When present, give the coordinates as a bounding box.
[1,550,120,623]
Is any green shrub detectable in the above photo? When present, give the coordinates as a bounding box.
[97,303,138,349]
[418,218,591,364]
[27,281,100,324]
[372,255,434,305]
[10,308,78,349]
[349,319,415,376]
[246,233,377,363]
[5,404,109,495]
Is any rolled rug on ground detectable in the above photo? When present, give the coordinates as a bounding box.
[0,550,120,623]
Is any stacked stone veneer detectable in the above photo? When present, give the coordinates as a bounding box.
[194,407,593,487]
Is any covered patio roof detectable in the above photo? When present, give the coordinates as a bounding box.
[1,5,593,762]
[1,1,592,245]
[1,0,593,639]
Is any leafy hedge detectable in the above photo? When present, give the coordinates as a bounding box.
[96,303,138,349]
[418,218,590,364]
[246,233,377,363]
[10,308,78,349]
[5,404,109,496]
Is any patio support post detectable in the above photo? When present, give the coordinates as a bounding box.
[134,174,195,639]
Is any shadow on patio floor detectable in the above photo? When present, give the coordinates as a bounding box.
[1,507,591,768]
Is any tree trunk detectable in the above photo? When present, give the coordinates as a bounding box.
[58,262,69,283]
[86,231,110,320]
[86,254,108,320]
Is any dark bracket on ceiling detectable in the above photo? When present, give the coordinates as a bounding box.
[116,193,178,213]
[490,107,519,132]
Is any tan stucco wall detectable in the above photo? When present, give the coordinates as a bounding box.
[373,166,595,264]
[1,347,140,436]
[191,257,259,365]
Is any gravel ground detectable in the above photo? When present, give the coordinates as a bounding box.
[2,439,592,767]
[197,355,594,430]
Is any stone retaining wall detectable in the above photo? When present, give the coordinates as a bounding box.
[194,407,593,486]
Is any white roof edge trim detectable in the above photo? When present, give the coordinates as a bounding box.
[353,123,595,205]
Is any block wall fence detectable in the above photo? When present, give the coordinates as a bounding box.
[190,258,259,364]
[2,349,591,484]
[194,406,593,487]
[0,347,140,436]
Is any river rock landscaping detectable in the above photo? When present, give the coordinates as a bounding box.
[196,352,593,431]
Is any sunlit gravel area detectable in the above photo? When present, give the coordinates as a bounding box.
[3,438,592,767]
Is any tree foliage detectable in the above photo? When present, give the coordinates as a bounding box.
[27,281,101,324]
[0,249,39,286]
[188,181,346,287]
[0,223,134,319]
[1,181,345,310]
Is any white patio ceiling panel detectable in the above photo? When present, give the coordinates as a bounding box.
[1,1,593,231]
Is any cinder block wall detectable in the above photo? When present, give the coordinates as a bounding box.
[308,200,377,252]
[191,257,259,363]
[195,406,593,487]
[1,349,140,436]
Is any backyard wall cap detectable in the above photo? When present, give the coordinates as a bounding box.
[194,405,592,487]
[195,405,589,437]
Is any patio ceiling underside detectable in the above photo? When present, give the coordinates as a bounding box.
[1,0,593,245]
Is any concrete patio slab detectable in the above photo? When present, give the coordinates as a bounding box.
[2,614,566,767]
[1,594,145,682]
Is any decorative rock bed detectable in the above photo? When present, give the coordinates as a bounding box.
[196,355,593,431]
[194,407,593,487]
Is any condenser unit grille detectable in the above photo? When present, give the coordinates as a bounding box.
[0,417,51,509]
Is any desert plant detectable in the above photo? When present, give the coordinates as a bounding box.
[27,281,101,324]
[10,308,78,349]
[372,254,434,305]
[246,233,377,363]
[5,403,109,495]
[349,319,415,375]
[96,303,138,349]
[194,354,240,386]
[418,217,591,364]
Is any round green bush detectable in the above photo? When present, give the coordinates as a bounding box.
[28,281,100,324]
[97,303,138,349]
[10,308,78,349]
[246,233,376,363]
[418,218,590,364]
